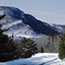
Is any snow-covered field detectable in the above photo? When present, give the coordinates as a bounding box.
[0,53,65,65]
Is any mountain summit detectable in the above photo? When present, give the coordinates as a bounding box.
[0,6,64,39]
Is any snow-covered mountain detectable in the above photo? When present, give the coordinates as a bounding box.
[0,6,65,39]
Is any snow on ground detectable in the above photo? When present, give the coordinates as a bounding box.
[0,53,65,65]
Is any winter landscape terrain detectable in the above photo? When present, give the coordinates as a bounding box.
[0,53,65,65]
[0,6,65,65]
[0,6,64,52]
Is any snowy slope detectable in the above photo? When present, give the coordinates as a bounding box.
[0,53,65,65]
[0,6,65,39]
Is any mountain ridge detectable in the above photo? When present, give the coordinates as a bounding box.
[0,6,64,39]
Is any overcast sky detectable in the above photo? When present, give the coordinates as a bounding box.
[0,0,65,24]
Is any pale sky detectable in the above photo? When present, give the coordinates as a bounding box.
[0,0,65,24]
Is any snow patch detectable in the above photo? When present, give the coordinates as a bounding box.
[0,53,65,65]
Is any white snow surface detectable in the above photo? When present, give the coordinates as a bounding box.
[0,53,65,65]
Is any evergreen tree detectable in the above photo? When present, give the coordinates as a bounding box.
[16,38,38,58]
[58,32,65,59]
[49,32,55,43]
[41,47,44,53]
[0,14,17,62]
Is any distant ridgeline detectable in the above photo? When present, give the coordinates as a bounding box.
[0,6,64,39]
